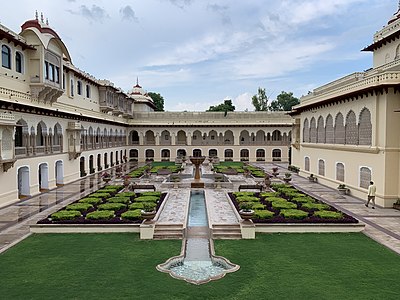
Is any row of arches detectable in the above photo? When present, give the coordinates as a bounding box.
[17,161,64,198]
[129,129,290,146]
[304,157,372,189]
[81,126,126,150]
[79,149,127,177]
[129,148,283,162]
[303,108,372,146]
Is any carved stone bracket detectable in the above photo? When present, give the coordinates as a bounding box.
[1,158,17,172]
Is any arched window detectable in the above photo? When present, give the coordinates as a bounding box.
[345,110,358,145]
[359,108,372,146]
[304,157,310,171]
[86,85,91,98]
[77,81,82,95]
[272,149,281,161]
[224,149,233,160]
[309,118,317,143]
[360,167,371,189]
[325,114,334,144]
[53,123,62,146]
[272,130,282,141]
[336,163,345,182]
[2,45,11,69]
[36,121,47,146]
[334,113,345,144]
[317,116,325,143]
[318,159,325,176]
[240,149,249,161]
[15,52,23,73]
[256,149,265,161]
[70,79,74,96]
[303,118,309,142]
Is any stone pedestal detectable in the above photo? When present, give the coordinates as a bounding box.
[240,220,255,239]
[140,221,155,239]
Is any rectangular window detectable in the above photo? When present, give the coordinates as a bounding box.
[45,62,49,80]
[70,79,74,97]
[77,81,82,95]
[49,64,54,81]
[62,74,66,89]
[86,85,91,98]
[55,66,60,83]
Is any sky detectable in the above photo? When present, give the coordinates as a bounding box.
[0,0,397,111]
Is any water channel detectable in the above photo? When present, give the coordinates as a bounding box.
[157,190,239,285]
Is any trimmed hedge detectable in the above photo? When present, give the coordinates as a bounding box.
[302,202,330,211]
[233,191,255,197]
[272,201,297,210]
[78,198,103,205]
[236,196,260,203]
[260,192,280,198]
[106,197,131,204]
[129,202,144,210]
[86,210,114,220]
[51,210,81,221]
[134,196,159,203]
[140,191,162,197]
[292,196,315,204]
[314,210,343,219]
[254,210,274,219]
[65,203,93,213]
[118,192,136,199]
[98,203,126,211]
[251,203,266,210]
[121,209,142,220]
[280,209,309,219]
[89,192,111,199]
[265,197,287,203]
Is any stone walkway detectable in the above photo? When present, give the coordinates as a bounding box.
[1,161,400,256]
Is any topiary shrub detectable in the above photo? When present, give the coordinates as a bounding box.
[314,210,343,219]
[264,197,287,203]
[254,210,274,219]
[121,209,142,220]
[260,192,280,198]
[106,197,130,204]
[78,198,102,205]
[89,192,111,199]
[140,191,162,197]
[292,196,315,204]
[233,191,255,197]
[86,210,114,220]
[280,209,309,219]
[98,203,126,211]
[129,202,144,210]
[251,203,265,210]
[51,210,81,221]
[134,196,159,203]
[66,203,93,213]
[272,201,297,210]
[118,192,136,199]
[142,202,156,212]
[302,202,330,211]
[236,196,260,203]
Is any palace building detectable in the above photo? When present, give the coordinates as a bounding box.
[291,7,400,207]
[0,14,292,207]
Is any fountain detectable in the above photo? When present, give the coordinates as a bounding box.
[189,156,205,188]
[157,190,239,285]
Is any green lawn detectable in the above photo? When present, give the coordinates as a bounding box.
[0,233,399,300]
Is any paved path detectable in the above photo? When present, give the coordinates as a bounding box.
[156,188,190,225]
[205,189,239,225]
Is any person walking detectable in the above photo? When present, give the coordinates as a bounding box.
[365,181,376,209]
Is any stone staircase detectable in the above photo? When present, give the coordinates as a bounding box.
[153,223,184,240]
[211,224,242,239]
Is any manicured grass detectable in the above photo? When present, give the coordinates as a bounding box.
[0,233,399,300]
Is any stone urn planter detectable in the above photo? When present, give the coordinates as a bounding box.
[337,184,349,195]
[393,201,400,211]
[239,209,254,220]
[141,210,157,220]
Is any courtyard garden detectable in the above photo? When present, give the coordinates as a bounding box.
[0,233,399,299]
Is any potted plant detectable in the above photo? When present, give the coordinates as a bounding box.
[337,184,349,195]
[115,166,122,178]
[123,175,131,187]
[393,199,400,210]
[239,202,254,220]
[308,174,317,183]
[272,167,279,177]
[283,172,292,183]
[141,202,157,220]
[101,171,111,183]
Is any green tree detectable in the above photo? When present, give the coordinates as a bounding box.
[207,99,235,113]
[252,87,269,111]
[268,91,299,111]
[148,92,165,112]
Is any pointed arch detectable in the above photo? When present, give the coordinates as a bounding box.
[303,118,309,142]
[325,114,334,144]
[317,116,325,143]
[334,113,345,144]
[345,110,357,145]
[309,117,317,143]
[358,108,372,146]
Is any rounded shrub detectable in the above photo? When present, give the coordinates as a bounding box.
[292,196,315,204]
[302,202,330,211]
[118,192,136,199]
[98,203,126,211]
[106,197,130,204]
[251,203,266,210]
[233,191,255,197]
[254,210,274,219]
[280,209,309,219]
[89,192,111,199]
[265,197,287,203]
[134,196,159,203]
[51,210,81,221]
[129,202,144,210]
[139,191,162,197]
[236,196,260,203]
[272,201,297,210]
[66,203,93,213]
[78,197,102,205]
[86,210,114,220]
[260,192,280,198]
[314,210,343,219]
[121,209,142,220]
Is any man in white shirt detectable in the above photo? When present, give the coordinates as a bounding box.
[365,181,376,209]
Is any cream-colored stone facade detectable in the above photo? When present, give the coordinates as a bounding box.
[291,9,400,207]
[0,16,292,207]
